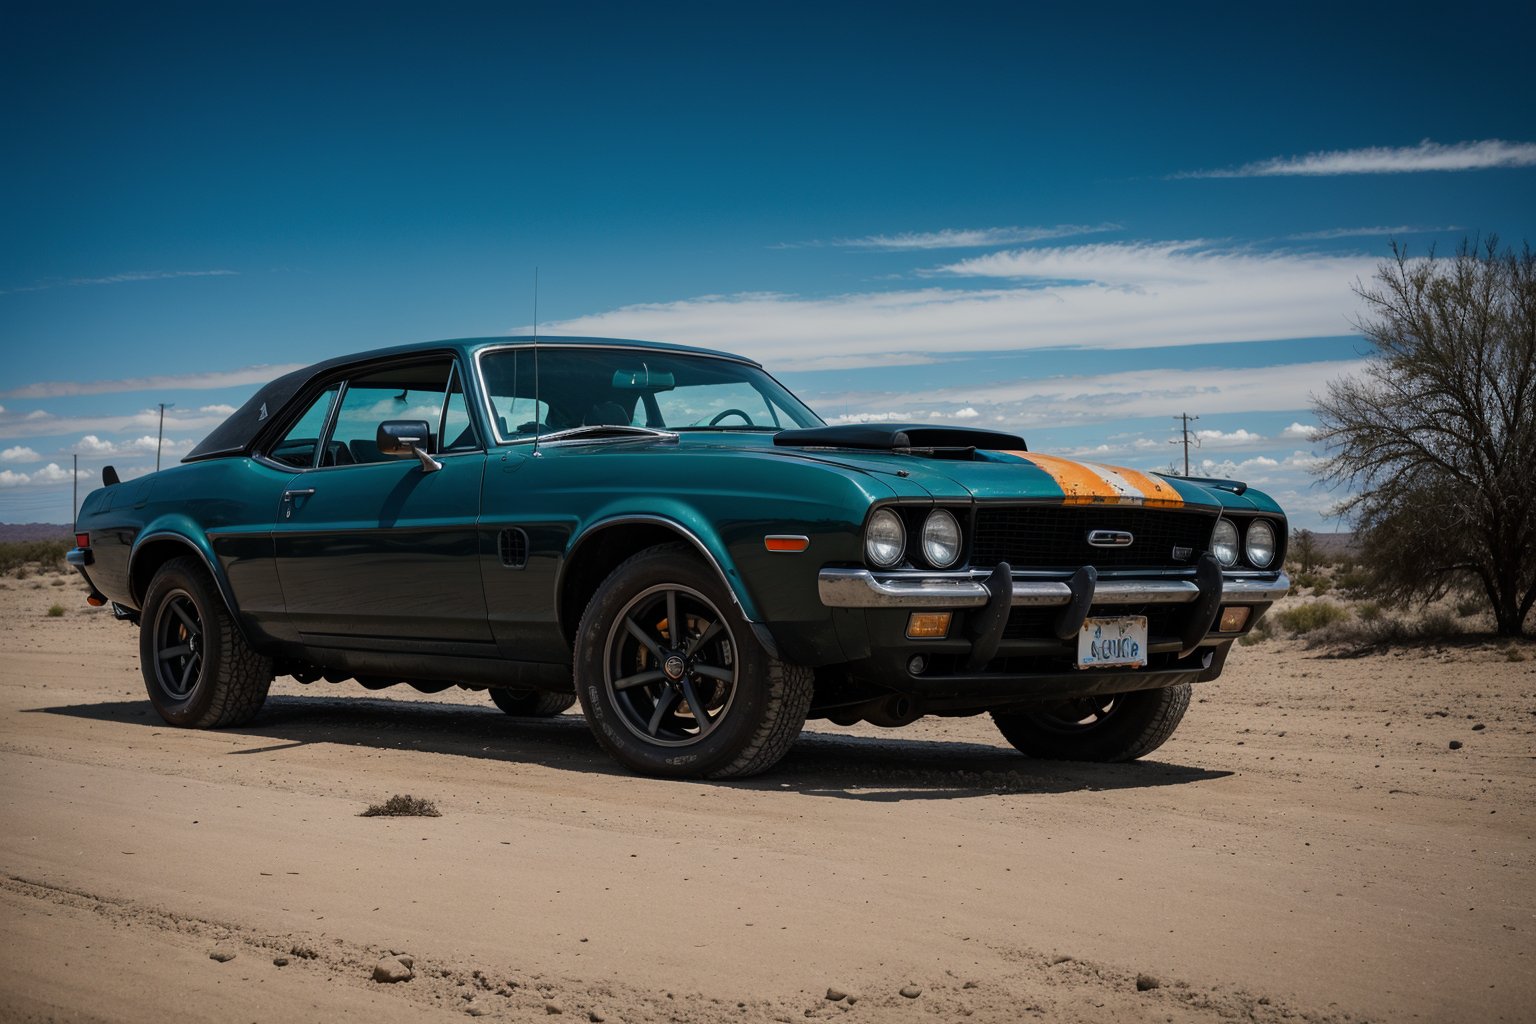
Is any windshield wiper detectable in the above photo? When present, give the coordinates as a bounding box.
[536,424,679,445]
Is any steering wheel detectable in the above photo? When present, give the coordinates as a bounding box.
[708,408,753,426]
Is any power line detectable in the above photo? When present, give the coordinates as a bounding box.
[1171,412,1200,476]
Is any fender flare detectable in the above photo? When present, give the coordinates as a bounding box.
[128,527,246,627]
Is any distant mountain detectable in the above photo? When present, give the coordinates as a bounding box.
[0,522,74,542]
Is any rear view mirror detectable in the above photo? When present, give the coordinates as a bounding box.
[376,420,441,472]
[612,368,675,392]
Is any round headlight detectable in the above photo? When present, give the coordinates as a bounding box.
[865,509,906,567]
[921,509,962,568]
[1245,519,1276,568]
[1211,518,1239,567]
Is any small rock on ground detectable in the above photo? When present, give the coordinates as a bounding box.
[545,1001,564,1015]
[1449,740,1464,750]
[272,956,289,967]
[589,1013,606,1023]
[899,985,922,999]
[825,988,847,1002]
[373,956,413,983]
[209,949,236,963]
[1136,973,1161,991]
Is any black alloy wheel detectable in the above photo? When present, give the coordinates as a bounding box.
[602,582,738,747]
[575,543,813,778]
[139,557,273,728]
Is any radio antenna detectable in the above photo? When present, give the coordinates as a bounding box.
[531,267,541,457]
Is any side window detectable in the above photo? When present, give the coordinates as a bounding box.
[439,366,479,452]
[327,361,453,465]
[270,386,340,468]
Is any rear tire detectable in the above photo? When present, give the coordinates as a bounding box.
[489,688,576,717]
[574,543,812,778]
[991,684,1191,762]
[139,557,273,728]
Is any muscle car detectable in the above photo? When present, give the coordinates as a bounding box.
[67,337,1289,777]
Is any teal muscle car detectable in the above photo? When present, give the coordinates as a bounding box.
[68,337,1289,778]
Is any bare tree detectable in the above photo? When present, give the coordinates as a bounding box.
[1290,528,1318,574]
[1315,237,1536,636]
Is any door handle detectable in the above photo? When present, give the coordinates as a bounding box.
[281,487,316,519]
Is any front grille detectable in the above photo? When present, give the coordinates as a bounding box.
[972,505,1215,570]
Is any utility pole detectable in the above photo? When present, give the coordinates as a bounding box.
[156,402,174,471]
[1171,413,1200,476]
[71,453,78,532]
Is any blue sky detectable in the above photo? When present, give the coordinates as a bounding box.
[2,1,1533,526]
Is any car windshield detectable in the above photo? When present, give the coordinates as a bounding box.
[477,346,823,441]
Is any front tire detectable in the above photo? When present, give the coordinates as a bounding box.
[489,688,577,717]
[574,544,812,778]
[139,557,273,728]
[991,684,1191,762]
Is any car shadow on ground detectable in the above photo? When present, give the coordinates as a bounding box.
[26,692,1232,801]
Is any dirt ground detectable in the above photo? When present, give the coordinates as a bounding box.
[1,569,1532,1024]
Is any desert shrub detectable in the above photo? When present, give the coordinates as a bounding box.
[1334,568,1371,595]
[46,603,65,617]
[1507,646,1529,662]
[1454,594,1482,617]
[1355,600,1382,623]
[1275,601,1350,635]
[360,794,440,817]
[1418,608,1458,637]
[0,540,70,576]
[1238,618,1273,646]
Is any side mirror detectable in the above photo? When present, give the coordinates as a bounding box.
[376,420,442,472]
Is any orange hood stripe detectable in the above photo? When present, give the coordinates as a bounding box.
[1002,451,1185,508]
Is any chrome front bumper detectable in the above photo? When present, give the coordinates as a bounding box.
[818,567,1290,609]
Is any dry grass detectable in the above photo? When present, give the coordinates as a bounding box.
[45,604,65,618]
[360,794,441,817]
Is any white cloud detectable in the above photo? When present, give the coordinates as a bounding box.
[0,363,303,400]
[1194,428,1265,446]
[1,446,40,463]
[820,224,1121,250]
[952,407,980,419]
[1182,139,1536,178]
[1280,421,1320,439]
[533,242,1375,371]
[200,404,237,415]
[813,359,1366,429]
[0,462,91,488]
[0,269,237,296]
[73,435,189,458]
[1285,225,1459,241]
[0,407,233,440]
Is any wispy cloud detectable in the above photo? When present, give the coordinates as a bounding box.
[802,223,1122,251]
[0,446,41,463]
[1180,139,1536,178]
[1285,225,1461,241]
[0,407,234,440]
[0,269,237,296]
[810,359,1365,428]
[0,363,303,399]
[531,242,1374,371]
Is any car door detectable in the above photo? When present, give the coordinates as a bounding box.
[271,357,493,651]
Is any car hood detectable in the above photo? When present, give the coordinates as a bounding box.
[764,423,1222,506]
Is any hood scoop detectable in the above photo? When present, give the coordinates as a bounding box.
[774,423,1027,456]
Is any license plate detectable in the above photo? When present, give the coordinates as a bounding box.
[1076,616,1148,669]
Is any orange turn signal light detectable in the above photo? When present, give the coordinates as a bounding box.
[764,535,809,553]
[906,612,952,639]
[1218,606,1251,632]
[86,595,105,607]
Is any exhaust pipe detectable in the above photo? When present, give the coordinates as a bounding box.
[863,695,920,728]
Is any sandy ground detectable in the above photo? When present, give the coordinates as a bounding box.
[1,569,1532,1024]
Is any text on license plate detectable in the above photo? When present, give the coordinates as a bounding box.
[1076,616,1148,669]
